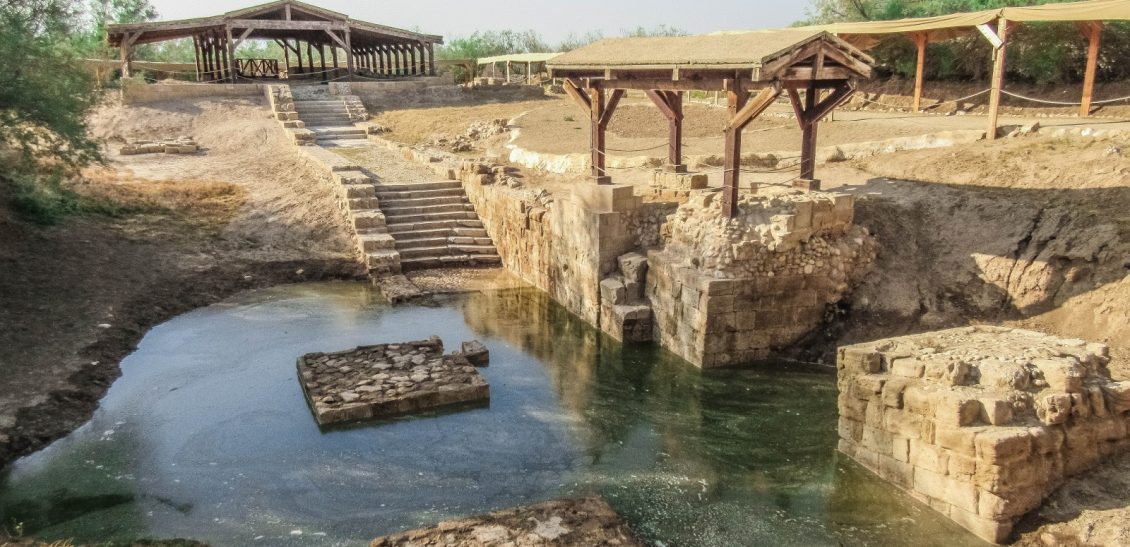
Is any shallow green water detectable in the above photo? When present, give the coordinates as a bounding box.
[0,283,986,546]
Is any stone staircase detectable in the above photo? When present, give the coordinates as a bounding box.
[375,180,501,271]
[294,98,368,142]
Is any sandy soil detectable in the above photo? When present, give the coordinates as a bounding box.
[370,99,556,147]
[370,497,643,547]
[0,97,364,470]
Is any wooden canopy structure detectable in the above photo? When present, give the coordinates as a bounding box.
[548,29,874,217]
[795,0,1130,135]
[478,52,561,84]
[106,0,443,83]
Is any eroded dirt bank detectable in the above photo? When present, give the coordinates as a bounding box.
[0,97,365,470]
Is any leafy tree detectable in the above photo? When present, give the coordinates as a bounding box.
[622,24,687,38]
[0,0,100,171]
[437,30,552,60]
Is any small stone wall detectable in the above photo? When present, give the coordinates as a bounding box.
[836,327,1130,543]
[647,191,876,367]
[348,77,463,110]
[121,80,265,104]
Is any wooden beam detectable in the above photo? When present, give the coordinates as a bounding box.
[645,90,685,169]
[726,83,782,132]
[644,89,676,119]
[226,19,345,31]
[231,26,254,51]
[913,33,928,112]
[987,18,1010,140]
[324,29,347,49]
[600,88,624,126]
[800,84,818,181]
[1080,22,1102,118]
[563,78,592,112]
[192,35,203,82]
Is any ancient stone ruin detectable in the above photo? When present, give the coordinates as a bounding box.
[119,136,198,155]
[837,326,1130,543]
[646,190,876,367]
[297,337,490,426]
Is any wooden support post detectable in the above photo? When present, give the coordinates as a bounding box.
[506,61,511,83]
[428,42,436,76]
[1080,22,1102,118]
[225,26,236,83]
[800,85,818,180]
[120,32,139,79]
[722,82,748,218]
[295,39,303,74]
[589,84,607,182]
[722,82,782,217]
[527,61,532,84]
[192,35,203,81]
[344,30,353,82]
[987,18,1010,140]
[317,43,326,82]
[280,39,291,79]
[645,90,685,171]
[306,41,313,74]
[913,33,927,112]
[409,43,418,75]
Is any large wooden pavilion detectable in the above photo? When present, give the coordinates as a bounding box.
[106,0,442,83]
[548,30,875,218]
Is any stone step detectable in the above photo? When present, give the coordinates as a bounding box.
[399,244,497,259]
[295,105,349,112]
[381,211,478,225]
[382,203,474,217]
[384,226,489,241]
[349,197,380,210]
[373,188,465,201]
[394,235,494,250]
[295,100,347,107]
[374,180,462,193]
[351,210,386,230]
[306,120,358,128]
[344,184,375,198]
[386,218,485,234]
[400,253,502,271]
[357,233,396,252]
[378,195,469,209]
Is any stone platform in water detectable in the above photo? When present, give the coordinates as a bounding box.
[297,337,489,426]
[837,326,1130,543]
[370,496,643,547]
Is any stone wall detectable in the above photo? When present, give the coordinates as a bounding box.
[647,191,876,368]
[121,80,265,104]
[347,77,463,110]
[837,327,1130,543]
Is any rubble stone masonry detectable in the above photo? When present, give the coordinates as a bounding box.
[837,327,1130,543]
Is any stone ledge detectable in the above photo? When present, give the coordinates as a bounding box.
[297,337,489,426]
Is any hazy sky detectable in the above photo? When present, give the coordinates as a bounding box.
[148,0,813,44]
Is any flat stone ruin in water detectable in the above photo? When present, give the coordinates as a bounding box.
[297,336,490,426]
[370,496,644,547]
[837,326,1130,543]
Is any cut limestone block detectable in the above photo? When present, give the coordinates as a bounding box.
[836,326,1126,544]
[297,337,489,426]
[461,340,489,367]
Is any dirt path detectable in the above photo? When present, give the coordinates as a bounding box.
[0,97,366,470]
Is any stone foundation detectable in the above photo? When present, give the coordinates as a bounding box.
[647,191,876,367]
[836,327,1130,543]
[297,337,489,426]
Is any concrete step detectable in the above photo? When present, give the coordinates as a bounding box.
[386,218,485,234]
[295,105,349,112]
[374,181,461,193]
[400,253,502,271]
[382,203,473,217]
[378,195,469,208]
[305,119,357,128]
[383,226,489,242]
[381,211,478,225]
[295,100,347,107]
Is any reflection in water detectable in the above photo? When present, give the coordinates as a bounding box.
[0,283,986,546]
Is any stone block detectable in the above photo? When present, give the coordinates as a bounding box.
[975,429,1032,463]
[617,252,648,284]
[1034,358,1085,393]
[600,277,627,305]
[839,347,881,374]
[979,397,1013,426]
[461,340,490,367]
[573,184,636,213]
